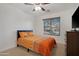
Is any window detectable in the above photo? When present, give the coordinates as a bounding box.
[43,17,60,36]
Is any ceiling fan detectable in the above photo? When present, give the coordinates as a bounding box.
[24,3,50,11]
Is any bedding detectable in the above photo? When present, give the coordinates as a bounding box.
[33,37,56,56]
[19,32,28,37]
[17,30,56,56]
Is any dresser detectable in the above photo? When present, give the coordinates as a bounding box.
[67,31,79,56]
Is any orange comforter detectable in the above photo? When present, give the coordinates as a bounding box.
[17,35,56,56]
[33,37,56,56]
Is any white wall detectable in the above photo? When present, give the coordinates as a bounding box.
[34,6,79,44]
[0,4,34,51]
[0,4,78,52]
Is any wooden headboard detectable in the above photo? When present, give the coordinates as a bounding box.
[17,30,33,40]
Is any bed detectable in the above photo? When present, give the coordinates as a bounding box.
[17,30,56,56]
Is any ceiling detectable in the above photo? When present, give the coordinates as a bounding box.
[0,3,79,16]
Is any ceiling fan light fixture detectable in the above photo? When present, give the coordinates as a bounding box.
[33,6,45,11]
[34,6,41,11]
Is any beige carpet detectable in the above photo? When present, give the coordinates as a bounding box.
[0,43,66,56]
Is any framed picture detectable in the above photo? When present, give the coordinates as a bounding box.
[43,17,60,36]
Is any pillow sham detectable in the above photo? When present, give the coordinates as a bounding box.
[28,32,34,36]
[19,32,28,38]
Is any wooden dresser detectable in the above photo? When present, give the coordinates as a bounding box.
[67,31,79,56]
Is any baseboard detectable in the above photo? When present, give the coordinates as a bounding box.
[0,45,16,52]
[56,41,66,45]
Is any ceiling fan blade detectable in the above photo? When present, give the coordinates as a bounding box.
[24,3,50,5]
[41,3,50,5]
[41,7,45,11]
[24,3,33,5]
